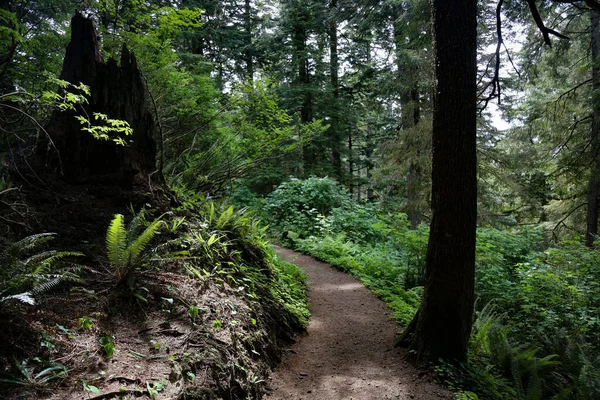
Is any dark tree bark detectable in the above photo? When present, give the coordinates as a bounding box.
[244,0,254,82]
[587,9,600,247]
[329,0,342,180]
[348,131,354,198]
[400,0,477,366]
[291,14,314,172]
[41,13,157,186]
[393,6,422,229]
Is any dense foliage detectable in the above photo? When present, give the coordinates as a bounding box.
[0,196,310,398]
[3,0,600,398]
[233,177,600,399]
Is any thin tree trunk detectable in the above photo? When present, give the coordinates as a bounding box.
[402,0,477,366]
[407,164,419,228]
[366,143,374,201]
[394,7,421,229]
[329,0,342,180]
[587,9,600,247]
[357,163,362,202]
[348,131,354,198]
[244,0,254,82]
[292,19,313,172]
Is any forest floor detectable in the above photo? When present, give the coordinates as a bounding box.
[265,247,453,400]
[0,160,303,400]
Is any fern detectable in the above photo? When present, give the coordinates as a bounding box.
[0,233,83,305]
[470,304,567,400]
[125,219,162,266]
[106,214,127,270]
[105,213,163,282]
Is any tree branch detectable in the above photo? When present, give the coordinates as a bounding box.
[478,0,505,112]
[552,202,587,241]
[526,0,570,46]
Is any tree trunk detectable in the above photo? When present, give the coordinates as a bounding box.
[587,9,600,247]
[244,0,254,82]
[292,20,314,172]
[348,131,354,198]
[41,13,157,187]
[329,0,342,180]
[394,7,422,229]
[402,0,477,366]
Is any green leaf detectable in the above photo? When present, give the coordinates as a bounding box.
[106,214,127,272]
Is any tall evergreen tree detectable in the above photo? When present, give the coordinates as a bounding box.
[586,8,600,246]
[401,0,477,366]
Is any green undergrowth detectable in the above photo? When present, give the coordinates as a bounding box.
[174,196,311,341]
[270,258,310,328]
[295,234,420,327]
[0,189,310,399]
[231,177,600,400]
[295,228,600,400]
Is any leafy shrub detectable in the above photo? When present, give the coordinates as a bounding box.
[511,242,600,349]
[323,204,392,244]
[392,224,429,288]
[229,184,267,218]
[467,234,600,400]
[265,177,350,239]
[472,228,545,309]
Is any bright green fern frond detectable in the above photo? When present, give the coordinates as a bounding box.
[126,206,149,244]
[125,218,162,267]
[105,212,163,284]
[206,202,216,226]
[106,214,127,270]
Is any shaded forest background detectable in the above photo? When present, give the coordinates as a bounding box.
[2,0,600,399]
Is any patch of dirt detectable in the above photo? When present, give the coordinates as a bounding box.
[0,259,288,400]
[0,155,301,400]
[265,247,453,400]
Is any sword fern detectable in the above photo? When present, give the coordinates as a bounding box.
[106,213,163,282]
[0,233,83,305]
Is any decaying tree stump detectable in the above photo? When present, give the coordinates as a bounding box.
[42,12,157,186]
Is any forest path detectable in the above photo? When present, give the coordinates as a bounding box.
[265,247,453,400]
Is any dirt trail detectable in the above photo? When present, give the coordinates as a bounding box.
[265,247,453,400]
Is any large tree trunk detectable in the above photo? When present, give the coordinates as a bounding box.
[587,9,600,247]
[402,0,477,366]
[41,13,157,187]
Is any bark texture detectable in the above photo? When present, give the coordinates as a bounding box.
[42,12,156,186]
[393,6,422,229]
[329,0,343,180]
[405,0,477,366]
[587,9,600,247]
